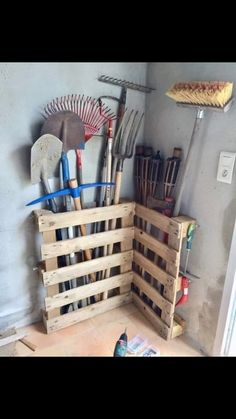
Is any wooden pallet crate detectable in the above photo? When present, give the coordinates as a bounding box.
[34,202,135,333]
[133,203,196,340]
[34,201,196,340]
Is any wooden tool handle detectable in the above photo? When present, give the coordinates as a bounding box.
[113,171,122,205]
[68,178,96,282]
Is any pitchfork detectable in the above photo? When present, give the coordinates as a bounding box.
[101,109,144,298]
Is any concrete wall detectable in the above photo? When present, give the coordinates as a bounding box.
[145,63,236,355]
[0,62,147,330]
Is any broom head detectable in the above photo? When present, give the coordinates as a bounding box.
[166,81,233,108]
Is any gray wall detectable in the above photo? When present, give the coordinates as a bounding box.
[0,62,147,330]
[145,63,236,355]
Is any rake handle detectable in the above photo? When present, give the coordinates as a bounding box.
[69,179,96,282]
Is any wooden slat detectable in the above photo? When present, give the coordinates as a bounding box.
[45,293,132,333]
[36,202,135,232]
[120,212,134,294]
[0,332,27,347]
[135,203,181,237]
[133,272,174,318]
[133,250,176,288]
[172,216,196,238]
[132,292,171,340]
[134,227,179,265]
[174,313,186,328]
[43,230,60,319]
[43,250,133,286]
[160,222,183,327]
[171,320,184,338]
[42,227,134,260]
[45,272,133,311]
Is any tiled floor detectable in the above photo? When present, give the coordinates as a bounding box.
[15,303,202,357]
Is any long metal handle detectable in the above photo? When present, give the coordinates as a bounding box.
[173,109,204,217]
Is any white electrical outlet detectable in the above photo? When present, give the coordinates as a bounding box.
[217,151,236,184]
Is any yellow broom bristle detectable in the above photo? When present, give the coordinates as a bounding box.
[166,81,233,107]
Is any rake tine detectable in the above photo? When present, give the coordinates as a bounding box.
[83,96,90,123]
[70,94,75,113]
[49,101,57,114]
[76,95,80,116]
[44,104,51,116]
[53,98,60,112]
[87,97,96,126]
[66,95,71,111]
[57,97,64,112]
[81,95,86,122]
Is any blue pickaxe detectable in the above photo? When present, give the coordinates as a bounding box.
[26,181,115,207]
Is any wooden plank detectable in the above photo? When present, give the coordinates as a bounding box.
[19,338,37,352]
[43,250,133,286]
[43,230,60,319]
[37,202,135,232]
[172,216,196,238]
[171,320,185,339]
[133,272,174,320]
[0,332,27,347]
[133,250,176,288]
[45,272,133,311]
[42,227,134,260]
[134,227,179,266]
[161,217,196,327]
[135,203,181,237]
[160,224,183,327]
[174,313,186,328]
[45,293,132,333]
[132,292,171,340]
[120,212,134,294]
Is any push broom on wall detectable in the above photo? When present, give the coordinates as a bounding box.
[165,81,234,217]
[165,80,234,305]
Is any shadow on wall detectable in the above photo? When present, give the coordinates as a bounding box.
[30,119,44,143]
[222,198,236,255]
[198,276,225,355]
[11,145,31,183]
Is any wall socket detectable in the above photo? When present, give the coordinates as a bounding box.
[217,151,236,184]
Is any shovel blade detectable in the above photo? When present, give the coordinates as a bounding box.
[41,110,85,151]
[31,134,63,184]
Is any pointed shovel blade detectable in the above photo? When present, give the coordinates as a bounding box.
[41,110,85,151]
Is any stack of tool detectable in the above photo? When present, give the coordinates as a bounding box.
[28,75,152,311]
[133,145,182,311]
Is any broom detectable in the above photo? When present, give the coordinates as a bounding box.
[165,80,234,217]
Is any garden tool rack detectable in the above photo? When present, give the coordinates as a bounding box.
[33,202,196,340]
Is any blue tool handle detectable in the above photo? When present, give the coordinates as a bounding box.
[61,152,70,182]
[26,182,115,206]
[26,188,71,206]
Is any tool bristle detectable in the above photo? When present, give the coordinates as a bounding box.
[166,81,233,108]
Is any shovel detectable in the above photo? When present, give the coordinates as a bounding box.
[31,134,63,213]
[41,110,85,151]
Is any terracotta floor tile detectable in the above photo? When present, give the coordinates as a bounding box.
[126,311,161,340]
[31,344,69,357]
[14,304,202,357]
[66,329,113,356]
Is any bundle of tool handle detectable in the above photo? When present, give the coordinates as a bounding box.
[133,145,182,310]
[134,145,162,206]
